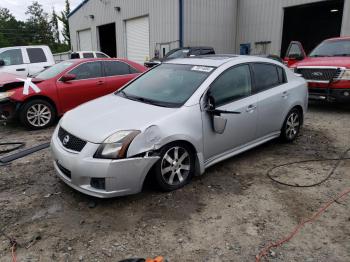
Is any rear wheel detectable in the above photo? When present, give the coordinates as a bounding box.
[280,108,302,142]
[20,99,56,129]
[154,143,195,191]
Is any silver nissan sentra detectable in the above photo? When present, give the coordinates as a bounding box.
[51,55,308,198]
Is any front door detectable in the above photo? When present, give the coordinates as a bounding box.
[0,48,28,76]
[202,64,258,162]
[57,61,106,113]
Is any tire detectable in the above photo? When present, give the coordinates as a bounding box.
[280,108,302,142]
[19,99,56,130]
[154,143,195,191]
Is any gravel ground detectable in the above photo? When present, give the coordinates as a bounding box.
[0,101,349,262]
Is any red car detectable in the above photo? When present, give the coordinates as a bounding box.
[0,58,146,129]
[284,37,350,103]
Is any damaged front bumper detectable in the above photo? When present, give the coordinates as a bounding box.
[0,98,19,121]
[50,127,160,198]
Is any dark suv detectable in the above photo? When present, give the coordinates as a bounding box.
[144,46,215,68]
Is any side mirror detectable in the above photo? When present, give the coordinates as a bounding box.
[60,74,76,82]
[0,59,5,66]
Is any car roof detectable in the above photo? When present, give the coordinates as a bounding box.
[164,54,284,67]
[64,58,129,63]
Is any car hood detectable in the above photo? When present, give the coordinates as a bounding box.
[0,73,44,92]
[60,94,177,143]
[293,56,350,68]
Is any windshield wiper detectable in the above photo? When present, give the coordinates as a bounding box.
[333,54,350,57]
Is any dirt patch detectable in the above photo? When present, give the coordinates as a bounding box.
[0,102,350,261]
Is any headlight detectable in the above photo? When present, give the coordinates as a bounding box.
[94,130,141,159]
[0,91,14,101]
[339,69,350,80]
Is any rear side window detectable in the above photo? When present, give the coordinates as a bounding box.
[27,48,47,63]
[103,61,139,76]
[0,49,23,65]
[277,66,287,84]
[201,49,215,55]
[251,63,280,92]
[83,52,94,58]
[210,64,252,106]
[96,52,108,58]
[69,62,102,80]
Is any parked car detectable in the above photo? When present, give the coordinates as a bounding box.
[144,46,215,68]
[70,51,110,59]
[51,55,308,198]
[0,58,146,129]
[284,37,350,102]
[0,45,55,77]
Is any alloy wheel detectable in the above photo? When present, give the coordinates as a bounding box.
[160,146,191,186]
[26,103,52,127]
[285,112,300,140]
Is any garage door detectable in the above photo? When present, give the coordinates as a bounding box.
[126,16,150,64]
[78,29,92,51]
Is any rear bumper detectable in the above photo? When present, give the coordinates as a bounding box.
[308,88,350,103]
[0,98,19,120]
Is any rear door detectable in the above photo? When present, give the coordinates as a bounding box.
[251,63,290,138]
[102,60,140,93]
[26,47,51,76]
[0,48,28,76]
[56,61,106,112]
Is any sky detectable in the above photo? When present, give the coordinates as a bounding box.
[1,0,82,21]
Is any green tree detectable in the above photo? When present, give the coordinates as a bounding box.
[58,0,71,47]
[25,1,55,45]
[0,7,27,47]
[51,8,60,44]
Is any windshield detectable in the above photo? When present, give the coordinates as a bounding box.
[166,49,190,59]
[117,63,214,107]
[309,39,350,57]
[35,61,75,79]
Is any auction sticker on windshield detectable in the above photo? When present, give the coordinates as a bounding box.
[191,66,214,73]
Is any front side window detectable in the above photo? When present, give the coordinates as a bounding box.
[0,49,23,66]
[251,63,280,92]
[83,52,94,58]
[103,61,137,76]
[69,62,102,80]
[287,43,303,57]
[27,48,47,63]
[35,61,75,80]
[118,64,213,107]
[209,65,252,107]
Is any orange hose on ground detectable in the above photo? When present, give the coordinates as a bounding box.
[256,188,350,262]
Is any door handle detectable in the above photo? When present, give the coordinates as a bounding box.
[282,91,289,98]
[16,68,26,71]
[96,80,105,85]
[246,104,257,113]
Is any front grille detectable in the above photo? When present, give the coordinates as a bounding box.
[296,68,339,82]
[58,127,86,152]
[56,161,71,179]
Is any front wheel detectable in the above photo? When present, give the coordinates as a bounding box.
[154,143,195,191]
[280,108,302,142]
[19,99,56,129]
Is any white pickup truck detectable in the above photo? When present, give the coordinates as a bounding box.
[0,45,55,77]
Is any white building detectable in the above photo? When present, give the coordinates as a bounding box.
[68,0,350,63]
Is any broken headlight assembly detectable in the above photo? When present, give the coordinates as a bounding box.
[0,91,15,101]
[94,130,141,159]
